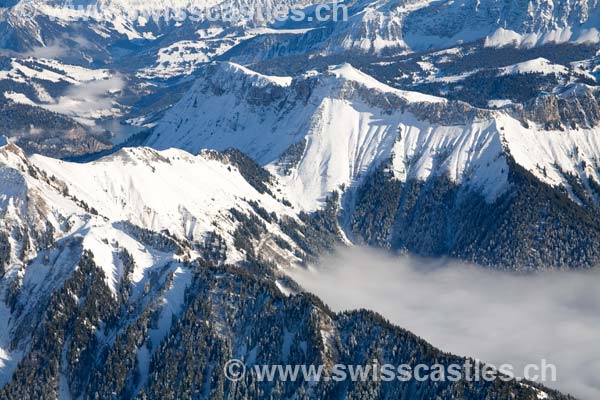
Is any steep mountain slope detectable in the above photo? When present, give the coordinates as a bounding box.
[147,61,600,269]
[149,62,600,209]
[0,141,325,390]
[148,62,482,209]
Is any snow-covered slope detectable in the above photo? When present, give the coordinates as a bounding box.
[31,147,289,239]
[0,140,309,381]
[0,141,299,294]
[148,62,600,211]
[147,62,447,208]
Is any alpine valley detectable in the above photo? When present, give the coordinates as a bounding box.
[0,0,599,398]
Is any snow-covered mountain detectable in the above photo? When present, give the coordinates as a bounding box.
[0,141,573,400]
[3,59,599,273]
[148,61,600,210]
[0,141,302,280]
[218,0,600,66]
[0,140,311,388]
[145,61,600,269]
[147,62,495,208]
[2,0,599,68]
[0,0,599,398]
[402,0,600,50]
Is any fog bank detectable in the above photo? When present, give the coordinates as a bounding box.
[290,247,600,400]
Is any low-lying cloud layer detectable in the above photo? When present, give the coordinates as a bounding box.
[290,247,600,400]
[46,76,124,118]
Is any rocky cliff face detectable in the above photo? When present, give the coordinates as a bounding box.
[520,85,600,129]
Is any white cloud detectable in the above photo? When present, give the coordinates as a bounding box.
[45,76,125,119]
[22,42,70,59]
[290,247,600,400]
[17,34,96,59]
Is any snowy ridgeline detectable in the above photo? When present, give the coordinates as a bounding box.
[149,62,600,210]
